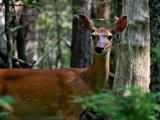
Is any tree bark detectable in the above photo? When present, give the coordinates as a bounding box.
[114,0,150,92]
[4,0,12,68]
[0,3,7,68]
[108,0,123,89]
[115,0,123,17]
[54,0,62,68]
[71,0,92,68]
[18,6,39,63]
[91,0,109,20]
[10,0,39,64]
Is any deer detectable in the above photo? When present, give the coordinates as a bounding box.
[0,15,127,120]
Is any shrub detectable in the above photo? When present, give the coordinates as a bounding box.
[0,95,14,118]
[74,87,160,120]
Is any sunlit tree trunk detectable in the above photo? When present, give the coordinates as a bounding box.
[114,0,150,92]
[0,3,6,50]
[17,6,39,63]
[71,0,92,67]
[54,0,62,68]
[0,2,6,68]
[10,0,39,64]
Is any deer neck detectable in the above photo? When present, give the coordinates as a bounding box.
[85,51,110,92]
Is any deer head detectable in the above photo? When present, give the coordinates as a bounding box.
[79,14,127,55]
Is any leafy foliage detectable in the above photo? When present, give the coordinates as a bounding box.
[22,0,39,5]
[150,0,160,93]
[38,0,72,68]
[151,48,160,64]
[0,95,14,118]
[74,87,160,120]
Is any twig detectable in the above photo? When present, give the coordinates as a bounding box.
[12,57,34,68]
[62,38,71,48]
[0,49,33,68]
[109,72,115,78]
[10,25,22,32]
[0,3,41,7]
[0,31,5,36]
[33,41,59,67]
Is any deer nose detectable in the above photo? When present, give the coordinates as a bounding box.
[95,47,104,54]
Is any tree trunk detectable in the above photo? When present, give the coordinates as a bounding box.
[4,0,12,68]
[0,3,6,68]
[114,0,150,92]
[71,0,92,68]
[108,0,123,89]
[115,0,123,17]
[149,0,160,93]
[16,6,39,63]
[54,0,62,68]
[91,0,109,20]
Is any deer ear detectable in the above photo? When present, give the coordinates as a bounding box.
[114,16,127,33]
[79,14,93,31]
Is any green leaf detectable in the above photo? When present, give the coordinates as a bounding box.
[0,95,14,112]
[76,87,160,120]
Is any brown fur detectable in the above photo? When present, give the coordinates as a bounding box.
[0,54,109,120]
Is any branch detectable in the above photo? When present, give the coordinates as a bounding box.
[12,57,34,68]
[109,72,115,78]
[33,41,59,67]
[0,3,41,7]
[0,49,33,68]
[62,38,71,48]
[10,25,23,32]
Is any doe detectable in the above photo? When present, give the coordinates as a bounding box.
[0,15,127,120]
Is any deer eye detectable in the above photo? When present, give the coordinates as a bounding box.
[91,29,95,33]
[92,35,97,40]
[107,35,112,40]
